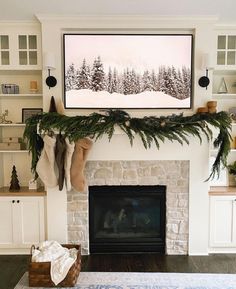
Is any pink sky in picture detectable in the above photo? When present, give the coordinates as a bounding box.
[64,34,192,74]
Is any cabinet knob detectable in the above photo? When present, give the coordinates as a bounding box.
[12,200,15,203]
[17,200,20,203]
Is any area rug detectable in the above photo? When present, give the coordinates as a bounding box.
[14,271,236,289]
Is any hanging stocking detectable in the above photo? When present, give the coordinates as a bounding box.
[70,138,93,192]
[55,134,67,191]
[36,135,58,188]
[56,98,65,115]
[64,138,75,192]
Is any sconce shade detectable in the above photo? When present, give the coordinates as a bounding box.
[46,75,57,88]
[201,53,210,70]
[44,52,56,69]
[198,76,210,88]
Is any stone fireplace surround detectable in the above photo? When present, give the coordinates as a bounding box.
[67,160,189,255]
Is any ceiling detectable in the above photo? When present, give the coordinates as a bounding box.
[0,0,235,23]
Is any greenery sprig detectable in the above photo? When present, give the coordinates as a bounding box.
[23,109,232,181]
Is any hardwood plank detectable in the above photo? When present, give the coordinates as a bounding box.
[1,253,236,289]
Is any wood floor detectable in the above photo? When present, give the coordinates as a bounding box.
[1,253,236,289]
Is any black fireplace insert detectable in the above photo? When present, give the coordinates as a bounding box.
[89,185,166,253]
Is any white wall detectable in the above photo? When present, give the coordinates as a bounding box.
[37,15,217,255]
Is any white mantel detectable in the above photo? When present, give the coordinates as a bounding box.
[47,133,210,255]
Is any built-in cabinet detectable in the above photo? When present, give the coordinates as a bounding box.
[0,23,43,188]
[0,23,45,254]
[0,192,46,253]
[209,187,236,252]
[210,28,236,187]
[209,28,236,253]
[212,31,236,98]
[0,24,41,69]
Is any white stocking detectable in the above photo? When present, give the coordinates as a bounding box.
[36,135,58,188]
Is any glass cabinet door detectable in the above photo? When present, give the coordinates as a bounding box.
[0,35,9,65]
[217,35,236,65]
[18,35,37,65]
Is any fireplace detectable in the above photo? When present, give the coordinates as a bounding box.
[67,160,189,255]
[89,185,166,253]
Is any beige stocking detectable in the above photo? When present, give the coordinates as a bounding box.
[64,138,75,192]
[70,138,93,192]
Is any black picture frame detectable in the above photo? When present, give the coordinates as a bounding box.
[22,108,43,123]
[63,33,193,109]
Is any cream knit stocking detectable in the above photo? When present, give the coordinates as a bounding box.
[70,138,93,192]
[36,135,58,188]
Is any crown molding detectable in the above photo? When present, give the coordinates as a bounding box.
[36,14,218,28]
[0,20,40,26]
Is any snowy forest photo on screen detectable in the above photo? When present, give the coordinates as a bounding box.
[64,34,193,108]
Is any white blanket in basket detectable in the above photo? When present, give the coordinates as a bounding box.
[32,240,78,285]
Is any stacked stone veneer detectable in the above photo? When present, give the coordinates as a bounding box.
[67,160,189,255]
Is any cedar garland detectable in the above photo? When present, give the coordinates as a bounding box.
[23,109,232,181]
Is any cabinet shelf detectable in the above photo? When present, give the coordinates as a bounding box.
[212,93,236,99]
[209,186,236,195]
[0,150,28,153]
[0,186,46,196]
[210,149,236,153]
[213,68,236,75]
[0,123,26,127]
[0,94,42,98]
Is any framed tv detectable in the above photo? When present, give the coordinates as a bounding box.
[63,34,193,109]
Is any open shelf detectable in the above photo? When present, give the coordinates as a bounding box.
[212,93,236,99]
[0,186,46,196]
[0,150,28,153]
[0,94,42,98]
[0,123,26,127]
[209,186,236,195]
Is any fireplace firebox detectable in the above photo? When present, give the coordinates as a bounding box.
[89,185,166,253]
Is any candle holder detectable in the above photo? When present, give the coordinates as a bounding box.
[30,80,38,93]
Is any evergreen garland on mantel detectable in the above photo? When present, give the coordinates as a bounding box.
[23,109,232,181]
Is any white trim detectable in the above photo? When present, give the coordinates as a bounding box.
[36,14,218,29]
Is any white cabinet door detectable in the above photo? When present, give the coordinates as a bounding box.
[0,196,45,248]
[20,197,45,245]
[0,198,14,245]
[210,195,236,247]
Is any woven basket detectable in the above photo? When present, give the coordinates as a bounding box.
[29,244,81,287]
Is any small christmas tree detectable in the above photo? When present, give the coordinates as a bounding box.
[9,165,20,191]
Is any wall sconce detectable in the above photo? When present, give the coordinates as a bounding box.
[44,52,57,89]
[198,53,211,90]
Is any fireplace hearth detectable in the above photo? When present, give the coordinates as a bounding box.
[89,185,166,253]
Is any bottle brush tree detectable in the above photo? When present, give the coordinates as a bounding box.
[9,165,20,191]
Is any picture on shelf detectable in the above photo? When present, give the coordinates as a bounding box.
[22,108,43,123]
[63,34,193,109]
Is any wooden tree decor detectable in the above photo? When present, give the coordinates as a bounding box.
[9,165,20,191]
